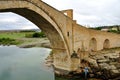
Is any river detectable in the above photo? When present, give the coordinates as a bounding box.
[0,45,55,80]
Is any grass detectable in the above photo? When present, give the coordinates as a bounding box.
[0,32,36,45]
[0,32,48,47]
[0,32,34,39]
[0,38,22,45]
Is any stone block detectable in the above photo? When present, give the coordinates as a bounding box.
[109,65,117,70]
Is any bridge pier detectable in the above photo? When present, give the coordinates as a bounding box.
[52,48,81,75]
[52,48,71,75]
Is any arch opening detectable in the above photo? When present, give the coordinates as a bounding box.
[89,38,97,51]
[0,8,66,49]
[103,39,110,49]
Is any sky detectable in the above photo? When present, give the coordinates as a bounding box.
[0,0,120,30]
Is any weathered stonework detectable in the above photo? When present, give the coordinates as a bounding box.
[0,0,120,75]
[87,50,120,79]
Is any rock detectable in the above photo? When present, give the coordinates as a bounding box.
[97,59,109,63]
[99,63,110,70]
[116,58,120,62]
[94,55,105,60]
[98,63,117,70]
[89,74,94,77]
[55,70,61,75]
[115,64,120,69]
[111,69,119,74]
[84,58,98,67]
[110,69,120,78]
[79,48,120,79]
[104,53,119,59]
[96,72,102,75]
[109,65,117,70]
[119,69,120,72]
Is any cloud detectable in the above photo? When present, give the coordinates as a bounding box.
[43,0,120,27]
[0,13,18,23]
[0,0,120,30]
[0,12,38,30]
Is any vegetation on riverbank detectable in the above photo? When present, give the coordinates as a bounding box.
[0,31,46,39]
[0,38,21,45]
[25,32,46,38]
[0,31,49,48]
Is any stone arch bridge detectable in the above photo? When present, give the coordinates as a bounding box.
[0,0,120,74]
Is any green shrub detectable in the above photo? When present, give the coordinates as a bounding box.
[25,33,33,38]
[108,30,118,33]
[0,38,19,45]
[25,32,46,38]
[39,32,46,37]
[32,32,41,38]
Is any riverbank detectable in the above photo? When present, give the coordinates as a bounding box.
[74,48,120,80]
[0,37,51,48]
[0,31,50,48]
[17,38,51,48]
[87,48,120,79]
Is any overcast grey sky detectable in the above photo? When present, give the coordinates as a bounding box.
[0,0,120,30]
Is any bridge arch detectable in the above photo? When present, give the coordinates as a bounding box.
[89,38,97,51]
[0,0,69,55]
[103,39,110,49]
[0,0,73,71]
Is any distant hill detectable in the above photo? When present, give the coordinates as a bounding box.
[0,29,41,33]
[89,25,120,34]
